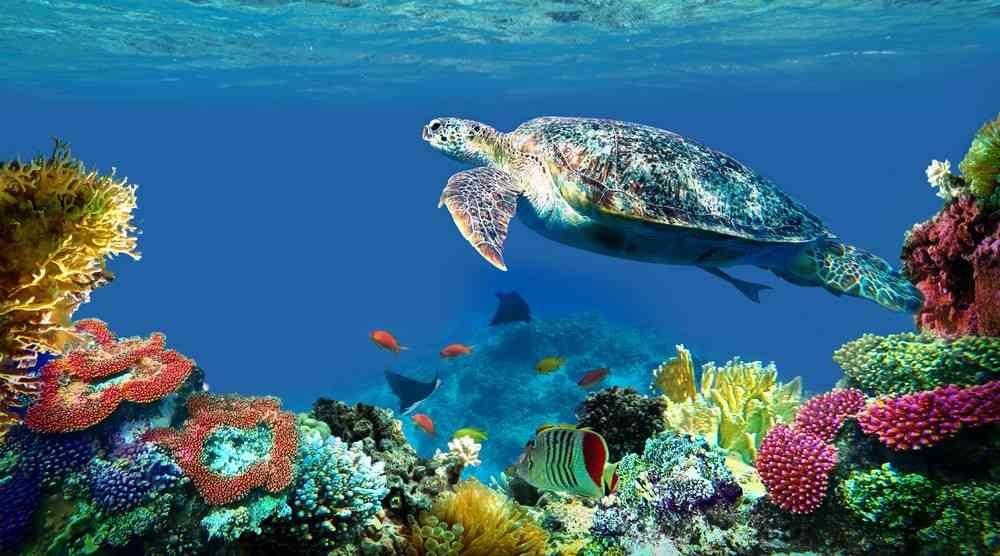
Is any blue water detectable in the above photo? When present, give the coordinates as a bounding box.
[4,0,1000,475]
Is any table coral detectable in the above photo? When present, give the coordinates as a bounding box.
[0,142,139,435]
[857,380,1000,451]
[25,319,194,433]
[145,393,298,506]
[834,332,1000,395]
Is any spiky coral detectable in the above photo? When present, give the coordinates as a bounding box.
[25,319,194,433]
[959,113,1000,208]
[0,142,139,431]
[793,389,865,442]
[755,425,837,514]
[653,348,802,464]
[834,332,1000,395]
[420,478,549,556]
[857,380,1000,450]
[145,393,298,505]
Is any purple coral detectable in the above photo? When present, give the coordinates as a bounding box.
[0,467,41,551]
[88,444,182,514]
[3,426,94,487]
[857,380,1000,450]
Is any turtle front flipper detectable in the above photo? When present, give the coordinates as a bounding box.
[438,167,521,271]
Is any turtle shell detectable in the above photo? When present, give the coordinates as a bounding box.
[512,117,835,243]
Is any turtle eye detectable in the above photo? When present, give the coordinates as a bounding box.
[429,120,442,131]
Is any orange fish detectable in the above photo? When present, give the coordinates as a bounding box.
[440,343,474,358]
[370,330,407,353]
[411,413,435,436]
[578,367,610,388]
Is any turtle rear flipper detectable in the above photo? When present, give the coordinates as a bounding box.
[778,239,923,312]
[702,267,772,303]
[438,167,521,271]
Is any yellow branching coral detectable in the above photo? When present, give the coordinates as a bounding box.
[654,351,802,467]
[651,344,697,402]
[0,140,139,432]
[413,479,548,556]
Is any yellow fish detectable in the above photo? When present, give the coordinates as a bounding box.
[453,427,488,442]
[514,424,619,499]
[535,356,566,374]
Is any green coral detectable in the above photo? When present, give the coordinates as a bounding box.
[833,332,1000,395]
[959,113,1000,208]
[839,464,935,545]
[919,482,1000,555]
[202,492,291,542]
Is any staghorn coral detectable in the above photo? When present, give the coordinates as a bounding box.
[792,388,865,442]
[145,393,298,505]
[0,142,139,435]
[575,386,666,461]
[655,348,802,464]
[959,112,1000,208]
[834,332,1000,395]
[25,319,194,433]
[857,380,1000,451]
[755,425,838,515]
[418,478,549,556]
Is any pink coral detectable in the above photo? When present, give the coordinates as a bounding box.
[756,425,838,514]
[902,195,1000,336]
[857,381,1000,450]
[793,388,865,442]
[144,394,299,505]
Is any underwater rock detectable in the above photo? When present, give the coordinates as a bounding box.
[575,386,666,462]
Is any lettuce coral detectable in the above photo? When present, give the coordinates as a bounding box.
[834,332,1000,395]
[958,113,1000,208]
[0,142,139,433]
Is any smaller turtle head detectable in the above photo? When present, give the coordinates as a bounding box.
[422,118,498,164]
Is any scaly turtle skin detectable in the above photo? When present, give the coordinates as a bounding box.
[421,116,922,312]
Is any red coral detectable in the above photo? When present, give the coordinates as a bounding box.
[756,425,838,514]
[973,236,1000,336]
[145,393,298,505]
[793,388,865,442]
[902,196,1000,336]
[24,320,193,433]
[857,381,1000,450]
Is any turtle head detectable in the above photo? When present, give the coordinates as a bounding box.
[422,118,498,164]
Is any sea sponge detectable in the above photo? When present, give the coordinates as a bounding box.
[420,478,548,556]
[0,141,139,371]
[959,113,1000,208]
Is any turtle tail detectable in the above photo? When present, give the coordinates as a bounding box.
[776,239,923,313]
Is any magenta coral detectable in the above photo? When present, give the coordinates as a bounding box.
[902,195,1000,336]
[24,320,193,433]
[857,381,1000,450]
[793,388,865,442]
[144,393,299,505]
[756,425,838,514]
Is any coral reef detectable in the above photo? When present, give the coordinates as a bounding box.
[25,319,194,433]
[756,425,838,514]
[145,393,299,506]
[792,388,865,442]
[653,346,802,465]
[413,478,549,556]
[958,113,1000,207]
[574,386,666,461]
[0,142,139,436]
[857,380,1000,450]
[834,332,1000,395]
[589,432,749,554]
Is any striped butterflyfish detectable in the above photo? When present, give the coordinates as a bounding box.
[513,424,619,498]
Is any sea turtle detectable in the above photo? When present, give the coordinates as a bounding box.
[421,116,922,312]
